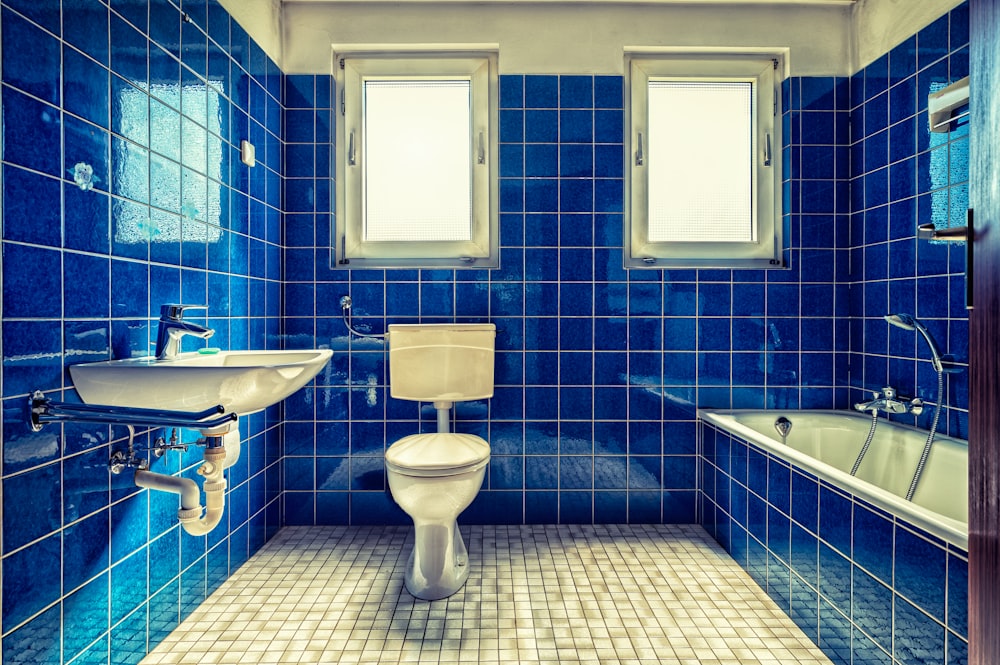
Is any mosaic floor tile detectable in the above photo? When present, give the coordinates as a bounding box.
[141,524,831,665]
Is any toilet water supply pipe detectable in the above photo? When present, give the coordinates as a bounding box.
[134,428,242,535]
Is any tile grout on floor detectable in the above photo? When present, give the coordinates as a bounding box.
[140,524,832,665]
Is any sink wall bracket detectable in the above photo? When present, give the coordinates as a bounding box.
[28,390,238,432]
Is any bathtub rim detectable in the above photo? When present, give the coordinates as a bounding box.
[698,408,968,551]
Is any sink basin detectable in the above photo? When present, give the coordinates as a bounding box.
[69,349,333,415]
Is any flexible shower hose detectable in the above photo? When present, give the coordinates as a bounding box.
[905,368,943,501]
[850,410,879,476]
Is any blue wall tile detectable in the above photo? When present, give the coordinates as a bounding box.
[2,533,62,632]
[0,1,973,663]
[524,109,558,142]
[500,74,523,108]
[896,526,947,620]
[947,553,968,638]
[559,75,593,109]
[4,0,59,34]
[2,8,61,104]
[2,89,62,176]
[524,74,558,108]
[1,0,285,661]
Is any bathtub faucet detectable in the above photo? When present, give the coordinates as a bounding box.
[853,386,924,416]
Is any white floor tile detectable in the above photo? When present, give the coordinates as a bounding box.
[141,525,830,665]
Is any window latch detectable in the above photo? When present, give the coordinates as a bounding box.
[763,132,772,167]
[635,132,644,166]
[477,131,485,165]
[348,131,357,166]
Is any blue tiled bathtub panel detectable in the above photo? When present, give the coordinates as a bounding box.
[700,420,968,665]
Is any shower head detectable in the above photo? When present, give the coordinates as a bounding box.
[884,313,944,373]
[884,313,917,331]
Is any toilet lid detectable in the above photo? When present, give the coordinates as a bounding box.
[386,433,490,472]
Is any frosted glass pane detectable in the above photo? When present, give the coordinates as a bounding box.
[647,81,753,243]
[364,80,472,242]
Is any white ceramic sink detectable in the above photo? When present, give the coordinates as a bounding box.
[69,349,333,415]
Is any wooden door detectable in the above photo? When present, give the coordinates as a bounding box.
[969,1,1000,662]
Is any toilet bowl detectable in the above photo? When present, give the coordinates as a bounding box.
[384,323,496,600]
[386,432,490,600]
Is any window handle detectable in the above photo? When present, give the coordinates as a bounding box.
[635,132,644,166]
[348,131,357,166]
[477,131,485,165]
[763,132,772,167]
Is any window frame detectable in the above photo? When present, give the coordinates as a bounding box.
[624,53,784,269]
[334,51,499,269]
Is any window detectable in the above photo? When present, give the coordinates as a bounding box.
[334,52,499,268]
[625,53,783,268]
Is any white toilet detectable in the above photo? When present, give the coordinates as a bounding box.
[384,323,495,600]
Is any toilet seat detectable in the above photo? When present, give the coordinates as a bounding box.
[386,432,490,478]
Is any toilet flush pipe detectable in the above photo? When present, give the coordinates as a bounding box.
[133,428,241,536]
[433,401,453,433]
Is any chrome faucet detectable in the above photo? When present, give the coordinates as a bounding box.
[853,386,924,416]
[155,304,214,360]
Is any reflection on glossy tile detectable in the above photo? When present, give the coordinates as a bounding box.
[2,533,61,633]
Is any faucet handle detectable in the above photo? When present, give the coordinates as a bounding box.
[160,304,207,320]
[881,386,897,399]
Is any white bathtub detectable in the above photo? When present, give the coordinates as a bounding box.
[699,409,968,550]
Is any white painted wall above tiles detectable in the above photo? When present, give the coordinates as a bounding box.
[278,2,852,75]
[221,0,966,78]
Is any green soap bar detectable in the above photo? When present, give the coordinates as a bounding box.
[198,347,222,354]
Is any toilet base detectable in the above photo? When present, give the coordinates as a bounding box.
[404,521,470,600]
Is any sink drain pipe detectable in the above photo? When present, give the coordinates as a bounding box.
[134,428,242,536]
